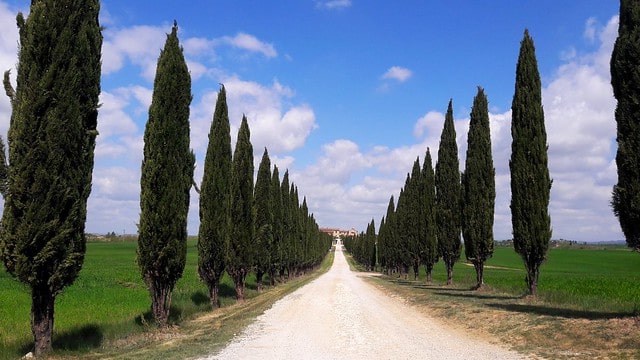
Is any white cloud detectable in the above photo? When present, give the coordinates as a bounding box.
[584,17,598,42]
[414,111,444,139]
[102,25,167,81]
[98,89,139,138]
[224,77,317,154]
[300,15,622,241]
[382,66,413,82]
[221,33,277,58]
[316,0,352,10]
[540,15,620,241]
[0,1,19,139]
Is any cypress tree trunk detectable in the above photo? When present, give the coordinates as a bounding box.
[198,85,232,309]
[425,263,434,283]
[208,284,219,309]
[510,30,552,296]
[31,288,55,356]
[435,100,462,286]
[0,2,101,355]
[138,22,194,325]
[149,280,171,326]
[473,261,485,290]
[611,0,640,251]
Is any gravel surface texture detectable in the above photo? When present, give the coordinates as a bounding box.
[203,244,529,360]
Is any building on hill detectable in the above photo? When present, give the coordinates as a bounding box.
[320,227,358,238]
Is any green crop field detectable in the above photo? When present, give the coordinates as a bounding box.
[421,246,640,314]
[0,238,259,359]
[2,240,639,358]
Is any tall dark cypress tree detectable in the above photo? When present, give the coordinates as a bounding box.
[510,30,552,296]
[270,165,284,284]
[421,148,438,282]
[378,216,387,271]
[611,0,640,251]
[280,170,292,279]
[138,22,194,325]
[462,87,496,289]
[197,85,231,308]
[227,116,254,301]
[407,158,423,280]
[254,148,272,292]
[435,100,462,285]
[0,2,101,355]
[381,196,396,274]
[366,219,377,271]
[289,185,302,276]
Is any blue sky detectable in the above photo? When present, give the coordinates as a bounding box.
[0,1,623,241]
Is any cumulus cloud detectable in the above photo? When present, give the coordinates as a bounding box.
[0,1,19,138]
[382,66,413,82]
[301,15,622,241]
[316,0,352,10]
[221,33,277,58]
[102,25,167,81]
[102,25,276,83]
[223,77,316,154]
[541,15,620,240]
[584,17,598,42]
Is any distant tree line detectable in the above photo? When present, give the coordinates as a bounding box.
[345,30,553,296]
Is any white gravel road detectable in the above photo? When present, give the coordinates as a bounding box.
[203,244,528,360]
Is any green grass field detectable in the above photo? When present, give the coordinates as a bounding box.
[419,246,640,314]
[0,238,260,359]
[1,241,638,358]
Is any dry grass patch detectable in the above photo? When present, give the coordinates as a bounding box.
[367,275,640,359]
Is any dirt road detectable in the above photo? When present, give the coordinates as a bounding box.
[203,244,528,359]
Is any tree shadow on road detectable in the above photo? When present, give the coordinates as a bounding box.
[53,324,104,351]
[486,302,635,320]
[433,290,519,301]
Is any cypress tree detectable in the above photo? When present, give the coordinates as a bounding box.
[197,85,231,308]
[227,116,254,301]
[421,148,438,283]
[300,196,311,272]
[395,182,412,278]
[254,148,272,292]
[366,219,377,271]
[408,158,423,280]
[270,165,283,284]
[289,185,302,276]
[462,87,496,290]
[381,196,396,274]
[435,100,462,285]
[138,22,194,325]
[280,170,292,279]
[611,0,640,251]
[0,2,101,355]
[510,29,552,296]
[378,216,387,272]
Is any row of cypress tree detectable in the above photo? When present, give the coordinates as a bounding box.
[0,8,329,355]
[137,22,332,327]
[346,29,552,296]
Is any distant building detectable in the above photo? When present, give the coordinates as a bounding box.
[319,227,358,238]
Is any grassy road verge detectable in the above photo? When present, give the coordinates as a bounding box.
[0,241,334,359]
[92,249,335,360]
[346,248,640,359]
